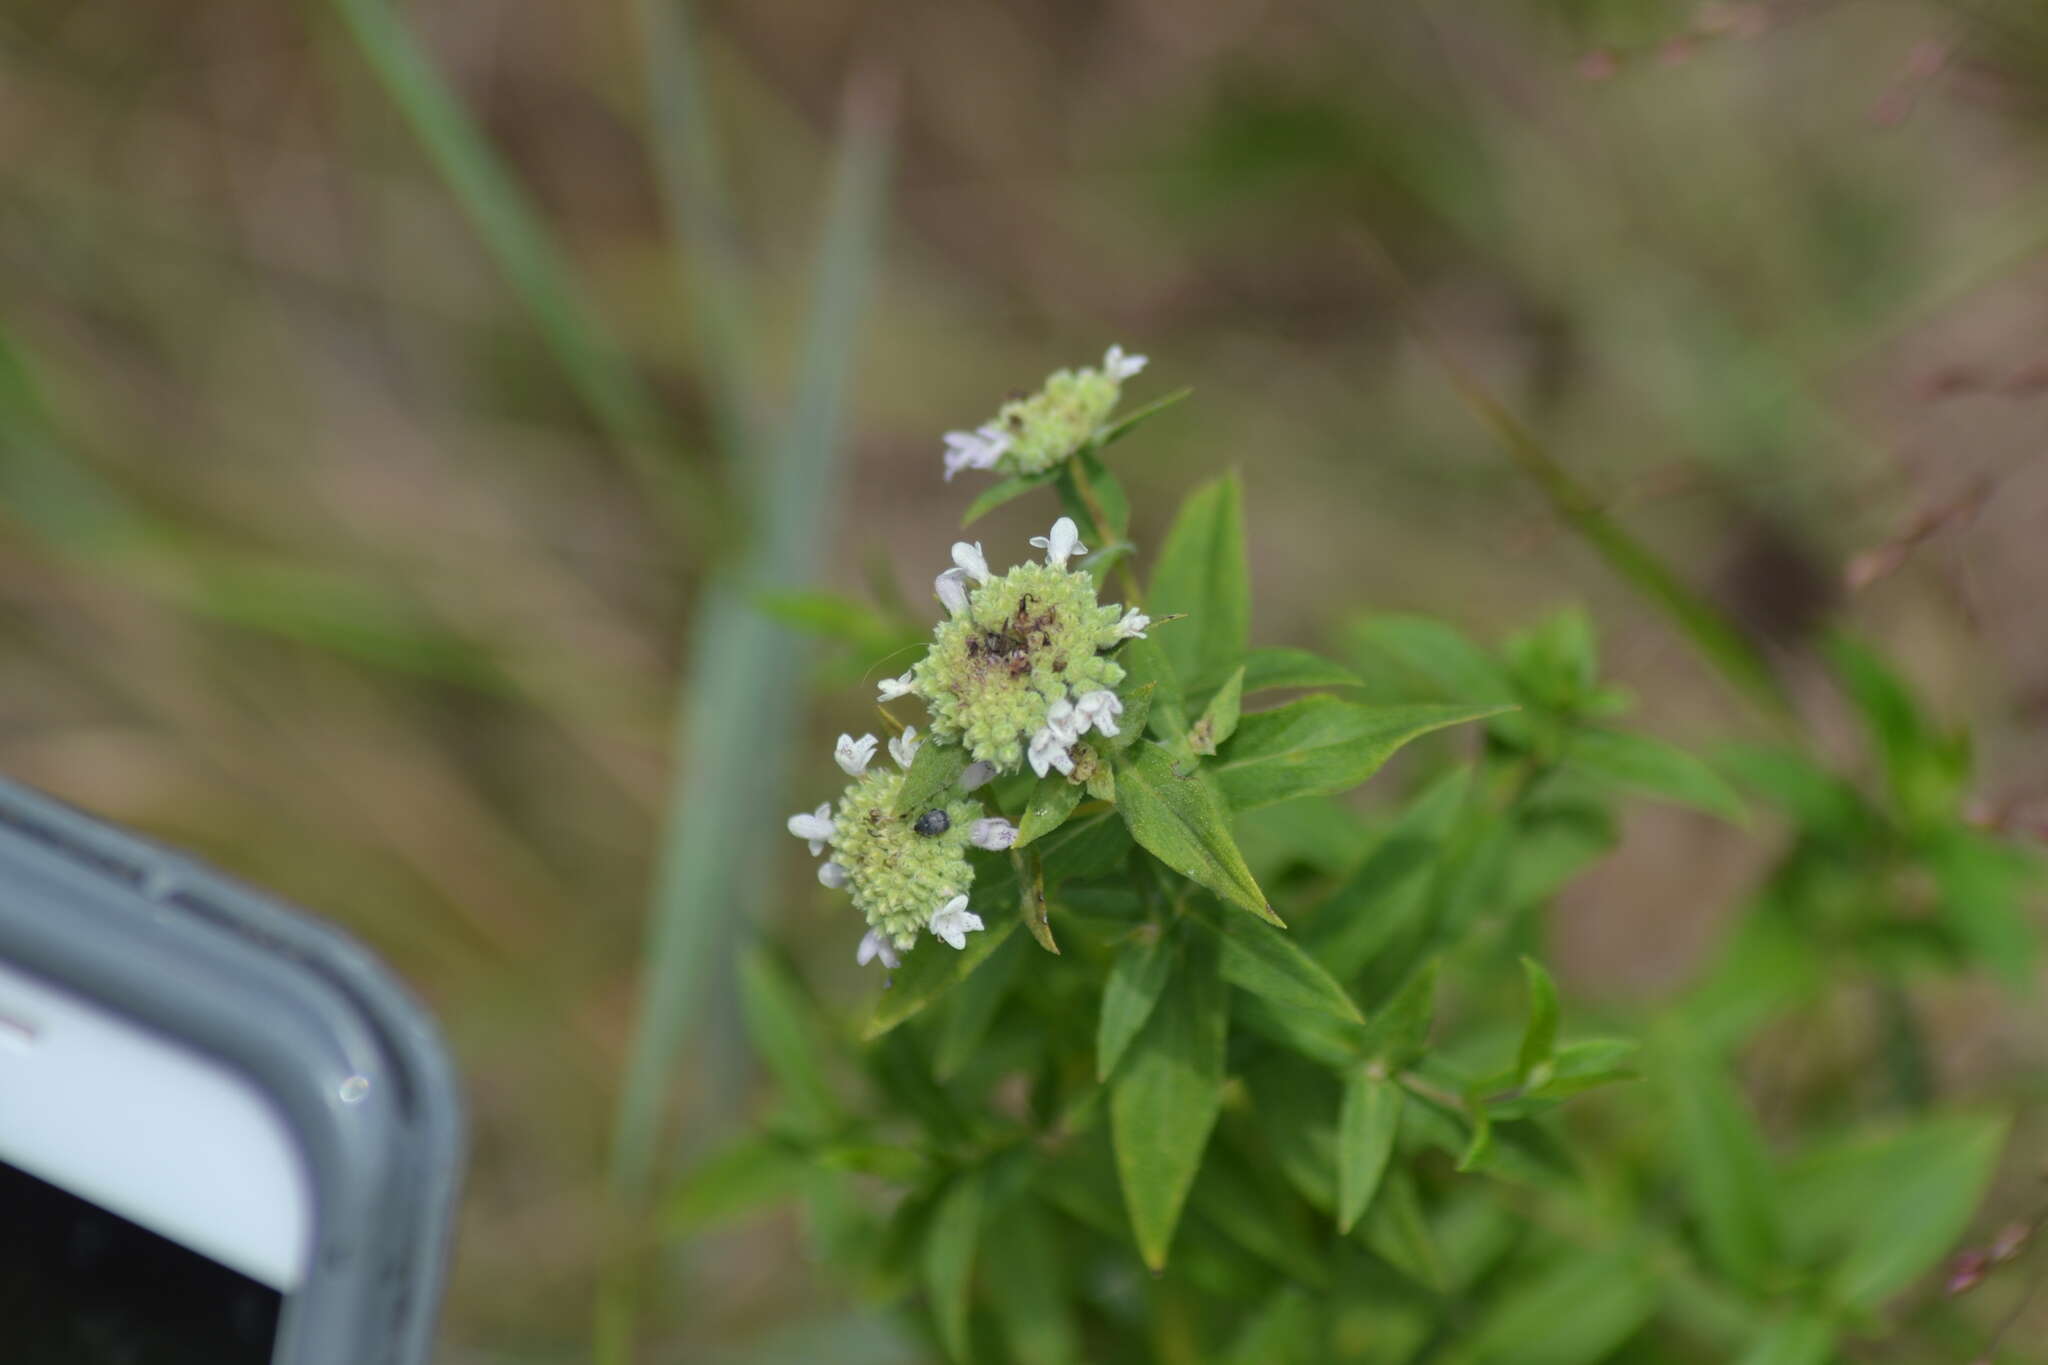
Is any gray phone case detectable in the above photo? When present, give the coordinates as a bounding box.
[0,776,463,1365]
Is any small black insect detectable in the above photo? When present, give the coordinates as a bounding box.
[912,809,950,837]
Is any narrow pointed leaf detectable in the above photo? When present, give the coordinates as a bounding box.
[1091,385,1193,451]
[989,1201,1080,1365]
[962,468,1061,526]
[1114,741,1276,925]
[1515,957,1561,1084]
[1568,729,1747,823]
[1098,929,1175,1081]
[1337,1072,1403,1234]
[923,1171,984,1363]
[1212,698,1510,810]
[866,916,1020,1039]
[1109,682,1155,749]
[1240,646,1363,694]
[1659,1028,1783,1288]
[1194,899,1362,1024]
[894,738,970,816]
[1112,929,1227,1270]
[738,951,837,1132]
[1149,473,1249,689]
[1016,774,1085,847]
[1190,665,1245,756]
[1362,961,1439,1067]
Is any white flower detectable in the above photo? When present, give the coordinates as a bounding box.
[1075,689,1123,738]
[928,895,985,950]
[856,930,901,969]
[787,803,835,856]
[960,760,997,790]
[818,861,849,889]
[889,726,922,769]
[1030,517,1087,570]
[1114,607,1151,640]
[942,424,1010,482]
[1029,724,1077,779]
[935,567,971,617]
[969,817,1018,851]
[1103,344,1148,382]
[876,671,917,703]
[835,733,879,777]
[1043,695,1081,742]
[951,541,991,585]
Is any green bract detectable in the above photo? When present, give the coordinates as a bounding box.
[912,555,1128,772]
[831,768,981,952]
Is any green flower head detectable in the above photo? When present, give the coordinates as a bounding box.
[788,729,1016,965]
[880,519,1151,777]
[941,345,1147,481]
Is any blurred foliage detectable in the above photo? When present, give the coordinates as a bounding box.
[5,0,2048,1360]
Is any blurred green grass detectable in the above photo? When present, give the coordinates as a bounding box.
[6,0,2048,1359]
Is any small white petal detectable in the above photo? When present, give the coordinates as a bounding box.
[969,817,1018,851]
[1103,344,1148,382]
[1028,516,1086,570]
[876,671,917,702]
[856,930,902,969]
[1075,689,1123,738]
[928,895,985,951]
[787,803,835,856]
[889,726,921,769]
[1029,725,1076,778]
[960,760,997,790]
[835,733,879,777]
[1114,608,1151,640]
[1044,696,1080,741]
[951,541,991,585]
[818,861,849,889]
[935,567,971,617]
[941,425,1010,482]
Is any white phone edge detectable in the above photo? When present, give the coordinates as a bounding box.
[0,955,313,1292]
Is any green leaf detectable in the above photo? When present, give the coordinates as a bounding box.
[1782,1112,2008,1309]
[1336,1071,1403,1234]
[738,951,837,1133]
[1929,826,2039,992]
[1515,957,1561,1084]
[1191,1153,1329,1287]
[1345,614,1515,704]
[923,1170,984,1363]
[1193,898,1363,1025]
[661,1134,807,1233]
[865,916,1020,1039]
[1098,928,1175,1081]
[1092,385,1193,451]
[1112,928,1228,1270]
[1361,961,1439,1068]
[962,467,1061,526]
[1568,729,1746,823]
[1109,682,1155,749]
[1119,635,1189,737]
[1149,473,1249,691]
[1212,698,1510,811]
[1190,665,1245,756]
[1458,1247,1658,1364]
[1015,774,1085,847]
[1359,1166,1445,1292]
[1658,1029,1782,1288]
[988,1201,1079,1365]
[1732,1313,1837,1365]
[1221,1288,1318,1365]
[1060,448,1130,542]
[1241,646,1364,694]
[894,738,971,816]
[934,931,1025,1080]
[1305,766,1471,980]
[1113,741,1277,924]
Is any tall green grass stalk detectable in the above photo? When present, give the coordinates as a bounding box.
[597,75,895,1365]
[326,0,715,537]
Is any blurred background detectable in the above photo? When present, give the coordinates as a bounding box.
[5,0,2048,1359]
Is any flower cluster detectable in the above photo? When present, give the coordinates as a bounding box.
[789,729,1017,967]
[876,518,1148,777]
[941,345,1148,481]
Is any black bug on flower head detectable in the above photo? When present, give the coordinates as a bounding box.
[913,809,951,838]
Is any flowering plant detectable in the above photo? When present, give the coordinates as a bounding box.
[698,350,2036,1365]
